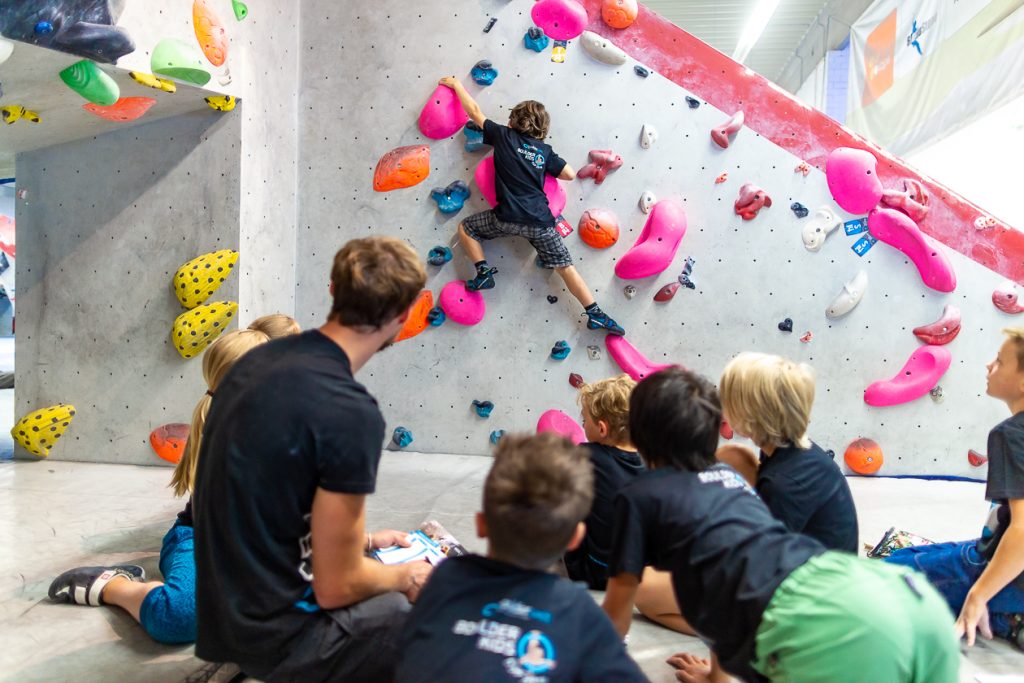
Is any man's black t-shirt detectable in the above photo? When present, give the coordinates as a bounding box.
[756,442,859,553]
[483,119,566,227]
[395,554,647,683]
[977,412,1024,590]
[608,465,824,682]
[192,330,386,669]
[564,443,645,589]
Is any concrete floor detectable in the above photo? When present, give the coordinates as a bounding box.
[2,453,1024,683]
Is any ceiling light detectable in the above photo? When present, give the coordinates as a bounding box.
[732,0,782,65]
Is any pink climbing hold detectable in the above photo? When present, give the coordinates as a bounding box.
[881,178,930,222]
[578,149,623,185]
[734,183,772,220]
[606,334,672,382]
[615,199,687,280]
[714,173,728,184]
[474,156,566,217]
[438,280,486,326]
[720,420,734,440]
[536,409,586,444]
[993,282,1024,314]
[867,208,956,293]
[826,147,883,215]
[418,85,469,140]
[912,305,962,345]
[531,0,588,41]
[864,345,952,407]
[711,111,744,149]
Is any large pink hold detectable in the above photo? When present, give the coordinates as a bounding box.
[438,280,486,326]
[864,346,951,407]
[868,208,956,292]
[614,199,687,279]
[531,0,588,40]
[473,156,567,217]
[536,409,585,444]
[826,147,883,214]
[606,334,672,381]
[418,85,469,140]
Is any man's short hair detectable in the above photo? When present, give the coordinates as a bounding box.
[629,367,721,471]
[720,352,815,450]
[484,433,593,570]
[577,374,636,444]
[329,237,426,329]
[508,100,550,140]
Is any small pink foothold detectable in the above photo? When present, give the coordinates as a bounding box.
[418,85,469,140]
[654,282,680,302]
[881,178,930,222]
[800,331,813,343]
[795,162,810,176]
[993,282,1024,314]
[578,149,623,185]
[734,183,772,220]
[714,173,728,184]
[711,111,744,148]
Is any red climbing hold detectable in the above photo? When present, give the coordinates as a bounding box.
[395,290,434,343]
[845,438,883,475]
[602,0,638,28]
[569,373,584,388]
[734,183,772,220]
[83,96,156,122]
[711,111,744,148]
[578,149,623,185]
[654,282,680,302]
[150,423,190,464]
[578,209,619,249]
[968,449,988,467]
[719,420,733,440]
[373,145,430,192]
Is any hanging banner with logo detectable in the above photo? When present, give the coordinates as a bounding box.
[847,0,1024,155]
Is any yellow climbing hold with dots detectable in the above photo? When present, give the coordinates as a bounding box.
[172,301,238,359]
[12,403,76,457]
[204,95,236,112]
[172,249,238,309]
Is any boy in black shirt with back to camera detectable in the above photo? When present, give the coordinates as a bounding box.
[395,432,648,683]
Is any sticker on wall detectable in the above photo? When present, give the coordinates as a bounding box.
[851,233,877,257]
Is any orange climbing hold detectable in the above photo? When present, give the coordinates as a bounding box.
[602,0,638,29]
[395,290,434,343]
[193,0,228,67]
[578,209,619,249]
[373,145,431,192]
[844,438,883,475]
[150,423,190,464]
[83,96,156,122]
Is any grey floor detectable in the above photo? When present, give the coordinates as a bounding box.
[2,452,1024,682]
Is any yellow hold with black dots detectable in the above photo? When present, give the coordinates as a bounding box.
[129,71,176,93]
[172,249,238,309]
[1,105,40,125]
[12,404,76,457]
[204,95,236,112]
[172,301,238,359]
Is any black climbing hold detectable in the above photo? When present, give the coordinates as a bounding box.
[547,295,558,304]
[483,17,497,32]
[528,27,543,39]
[472,400,494,418]
[778,318,794,332]
[634,65,650,78]
[826,449,836,460]
[465,120,483,132]
[427,245,453,266]
[685,96,700,109]
[551,340,571,360]
[790,202,809,219]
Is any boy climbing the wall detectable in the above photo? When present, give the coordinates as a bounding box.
[438,76,625,336]
[886,328,1024,647]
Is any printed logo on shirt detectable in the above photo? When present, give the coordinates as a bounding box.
[297,513,313,582]
[451,608,559,682]
[698,466,758,496]
[483,598,553,624]
[517,142,546,170]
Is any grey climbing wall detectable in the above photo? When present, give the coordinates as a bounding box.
[295,0,1014,477]
[15,111,241,464]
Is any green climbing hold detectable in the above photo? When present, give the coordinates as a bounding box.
[232,0,249,21]
[151,38,211,86]
[59,60,119,106]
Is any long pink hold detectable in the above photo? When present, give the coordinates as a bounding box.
[868,208,956,292]
[536,409,586,444]
[606,334,672,381]
[864,345,952,407]
[614,199,687,279]
[473,156,567,217]
[531,0,589,40]
[418,85,469,140]
[826,147,883,215]
[438,280,486,326]
[710,111,744,149]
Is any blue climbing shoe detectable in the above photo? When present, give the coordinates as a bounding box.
[586,308,625,336]
[466,267,498,291]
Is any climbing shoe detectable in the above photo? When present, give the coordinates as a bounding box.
[48,564,146,606]
[586,308,625,336]
[466,267,498,291]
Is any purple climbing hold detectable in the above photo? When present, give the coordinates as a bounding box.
[551,340,571,360]
[569,373,584,388]
[791,202,809,219]
[634,65,650,78]
[547,295,558,304]
[778,318,794,332]
[472,400,494,418]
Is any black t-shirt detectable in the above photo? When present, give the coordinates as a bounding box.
[756,442,858,553]
[977,412,1024,590]
[564,443,645,589]
[176,498,193,528]
[396,554,647,683]
[192,330,386,669]
[608,465,824,682]
[483,119,566,227]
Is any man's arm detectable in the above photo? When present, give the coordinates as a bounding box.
[438,76,486,127]
[310,487,432,609]
[602,572,640,638]
[958,498,1024,644]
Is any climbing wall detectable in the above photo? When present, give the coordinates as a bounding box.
[296,0,1019,477]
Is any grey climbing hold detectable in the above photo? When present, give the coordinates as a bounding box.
[685,96,700,109]
[634,65,650,78]
[427,307,445,326]
[392,426,413,448]
[551,340,571,360]
[580,30,628,66]
[428,245,453,266]
[623,285,637,299]
[930,386,945,403]
[483,17,497,32]
[489,429,505,445]
[791,202,809,219]
[677,257,696,290]
[547,295,558,304]
[472,400,494,418]
[587,345,601,360]
[778,318,794,332]
[640,123,657,150]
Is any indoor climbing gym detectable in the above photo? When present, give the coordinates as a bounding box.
[3,0,1024,681]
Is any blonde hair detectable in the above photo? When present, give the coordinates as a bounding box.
[170,328,270,496]
[577,374,636,445]
[720,352,815,450]
[1003,328,1024,369]
[249,313,301,339]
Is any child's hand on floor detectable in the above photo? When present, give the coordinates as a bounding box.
[438,76,460,90]
[666,652,731,683]
[955,591,994,646]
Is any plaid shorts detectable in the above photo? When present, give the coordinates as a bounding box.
[462,209,573,269]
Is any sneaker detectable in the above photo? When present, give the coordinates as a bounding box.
[48,564,146,606]
[466,267,498,291]
[586,309,625,336]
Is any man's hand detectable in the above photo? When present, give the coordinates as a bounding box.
[369,529,411,551]
[955,591,994,646]
[438,76,461,90]
[402,560,434,603]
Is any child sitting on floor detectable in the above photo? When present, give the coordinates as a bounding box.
[717,352,858,553]
[602,367,958,683]
[395,432,647,682]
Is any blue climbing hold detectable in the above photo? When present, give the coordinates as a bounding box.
[685,96,700,109]
[472,399,494,418]
[34,21,54,35]
[463,121,485,152]
[428,245,453,266]
[427,306,446,326]
[524,26,549,53]
[430,181,471,214]
[489,429,506,445]
[790,202,809,219]
[471,60,498,86]
[392,426,413,448]
[551,340,571,360]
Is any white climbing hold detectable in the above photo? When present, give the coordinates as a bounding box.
[579,30,628,66]
[801,206,842,252]
[826,270,868,319]
[639,190,657,214]
[640,124,657,150]
[0,39,14,66]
